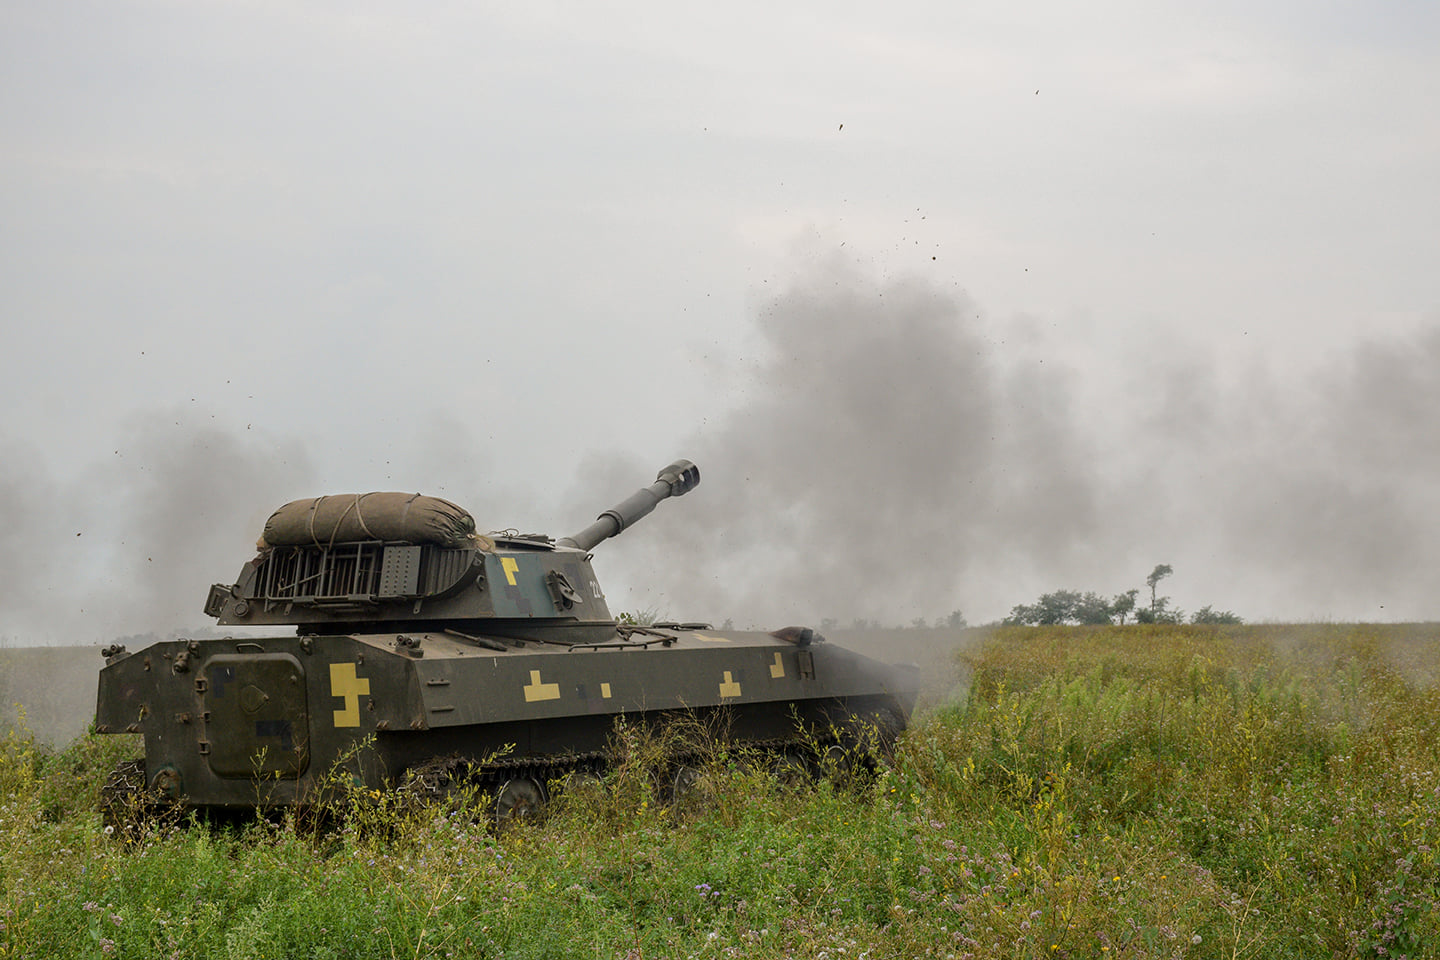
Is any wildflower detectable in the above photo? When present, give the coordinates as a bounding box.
[1191,935,1202,945]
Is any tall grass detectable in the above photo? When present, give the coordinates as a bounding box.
[1,623,1436,958]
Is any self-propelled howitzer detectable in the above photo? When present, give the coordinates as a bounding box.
[95,460,920,820]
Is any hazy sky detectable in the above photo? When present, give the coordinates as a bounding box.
[2,1,1437,642]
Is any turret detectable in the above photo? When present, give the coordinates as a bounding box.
[201,460,699,641]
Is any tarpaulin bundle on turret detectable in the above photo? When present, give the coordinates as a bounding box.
[259,493,479,548]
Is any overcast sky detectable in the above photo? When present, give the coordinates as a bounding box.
[3,1,1438,643]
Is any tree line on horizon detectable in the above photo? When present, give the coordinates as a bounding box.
[622,565,1243,633]
[1003,563,1243,626]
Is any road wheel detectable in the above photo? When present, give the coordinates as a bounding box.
[493,777,545,824]
[818,743,855,780]
[668,763,717,817]
[767,750,813,789]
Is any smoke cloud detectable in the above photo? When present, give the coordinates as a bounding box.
[1194,327,1440,617]
[596,258,1440,627]
[593,257,1114,627]
[2,260,1437,644]
[0,415,315,645]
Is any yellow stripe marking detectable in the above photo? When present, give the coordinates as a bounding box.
[523,669,561,702]
[501,557,520,586]
[600,682,612,698]
[719,670,742,698]
[695,633,730,642]
[330,662,370,728]
[770,652,785,679]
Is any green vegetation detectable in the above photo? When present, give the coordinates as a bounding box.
[3,623,1437,958]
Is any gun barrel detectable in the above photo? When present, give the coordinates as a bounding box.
[558,460,699,551]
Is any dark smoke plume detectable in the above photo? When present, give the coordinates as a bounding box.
[596,260,1440,627]
[594,257,1112,627]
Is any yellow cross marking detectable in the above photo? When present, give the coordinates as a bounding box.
[501,557,520,586]
[695,633,730,642]
[770,652,785,679]
[719,671,742,699]
[600,682,612,698]
[523,669,561,702]
[330,662,370,728]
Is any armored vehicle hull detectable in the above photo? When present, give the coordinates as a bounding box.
[96,626,917,814]
[95,461,920,818]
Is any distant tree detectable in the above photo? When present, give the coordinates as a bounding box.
[1042,590,1083,624]
[1110,589,1140,625]
[1190,605,1243,625]
[1073,592,1116,624]
[944,609,968,629]
[909,617,929,630]
[1134,596,1184,624]
[1145,564,1173,616]
[1005,590,1116,626]
[850,618,876,631]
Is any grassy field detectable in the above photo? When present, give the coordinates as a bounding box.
[2,624,1437,959]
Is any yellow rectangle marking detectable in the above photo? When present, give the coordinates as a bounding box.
[770,652,785,679]
[600,682,612,698]
[501,557,520,586]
